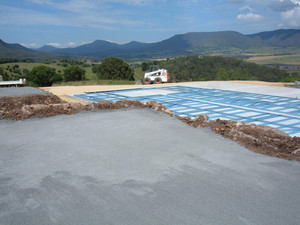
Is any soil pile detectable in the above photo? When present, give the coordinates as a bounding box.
[1,94,299,161]
[179,116,300,161]
[0,94,65,120]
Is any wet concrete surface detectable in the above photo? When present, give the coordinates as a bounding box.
[0,87,48,97]
[1,109,300,225]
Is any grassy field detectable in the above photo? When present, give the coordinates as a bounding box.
[1,62,63,71]
[246,54,300,65]
[133,67,144,81]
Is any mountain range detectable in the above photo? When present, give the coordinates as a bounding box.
[1,29,300,60]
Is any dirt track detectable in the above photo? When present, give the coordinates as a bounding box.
[1,93,299,161]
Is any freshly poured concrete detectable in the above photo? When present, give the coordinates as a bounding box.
[0,87,48,97]
[1,109,300,225]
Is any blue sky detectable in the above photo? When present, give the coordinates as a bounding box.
[0,0,299,48]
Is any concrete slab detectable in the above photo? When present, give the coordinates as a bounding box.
[118,89,179,97]
[73,85,300,136]
[0,87,49,97]
[182,81,300,98]
[1,109,300,225]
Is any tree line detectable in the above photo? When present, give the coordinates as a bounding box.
[144,55,289,82]
[0,55,291,86]
[0,57,134,86]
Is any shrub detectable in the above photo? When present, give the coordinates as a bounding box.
[64,66,85,82]
[29,65,57,87]
[97,57,134,81]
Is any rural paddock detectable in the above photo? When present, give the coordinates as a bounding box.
[1,109,300,225]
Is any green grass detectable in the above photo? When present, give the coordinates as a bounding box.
[133,67,144,81]
[0,62,64,71]
[246,54,300,65]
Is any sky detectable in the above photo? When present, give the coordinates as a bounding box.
[0,0,300,48]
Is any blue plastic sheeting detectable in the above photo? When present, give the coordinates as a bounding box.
[73,86,300,136]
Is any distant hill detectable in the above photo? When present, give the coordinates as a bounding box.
[149,31,263,51]
[38,40,151,58]
[37,29,300,59]
[247,29,300,47]
[0,39,36,58]
[2,29,300,60]
[0,39,95,61]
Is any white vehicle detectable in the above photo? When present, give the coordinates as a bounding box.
[0,78,26,87]
[143,65,170,84]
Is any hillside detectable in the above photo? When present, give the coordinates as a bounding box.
[0,39,37,59]
[247,29,300,47]
[0,39,94,61]
[37,29,300,59]
[1,29,300,60]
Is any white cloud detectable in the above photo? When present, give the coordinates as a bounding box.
[240,5,253,11]
[0,6,69,26]
[237,13,263,21]
[21,43,39,48]
[281,7,300,26]
[46,41,91,48]
[0,2,141,29]
[270,0,299,12]
[26,0,154,12]
[48,42,62,47]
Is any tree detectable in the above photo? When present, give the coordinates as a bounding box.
[216,67,230,80]
[22,68,30,77]
[29,65,58,87]
[64,66,85,82]
[141,62,149,71]
[97,57,134,81]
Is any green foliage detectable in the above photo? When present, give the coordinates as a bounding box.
[22,68,30,76]
[50,73,63,83]
[216,68,228,80]
[64,65,86,82]
[0,67,9,80]
[29,65,58,87]
[155,55,288,82]
[141,62,149,71]
[280,75,300,82]
[92,64,99,73]
[96,57,134,81]
[0,58,30,64]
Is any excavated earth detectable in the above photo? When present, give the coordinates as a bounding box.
[1,94,300,161]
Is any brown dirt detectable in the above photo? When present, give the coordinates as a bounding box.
[0,94,65,120]
[1,94,299,161]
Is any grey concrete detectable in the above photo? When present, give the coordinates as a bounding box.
[1,109,300,225]
[182,82,300,98]
[0,87,48,97]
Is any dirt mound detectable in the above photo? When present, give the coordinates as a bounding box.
[1,94,299,161]
[0,94,65,120]
[179,116,300,161]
